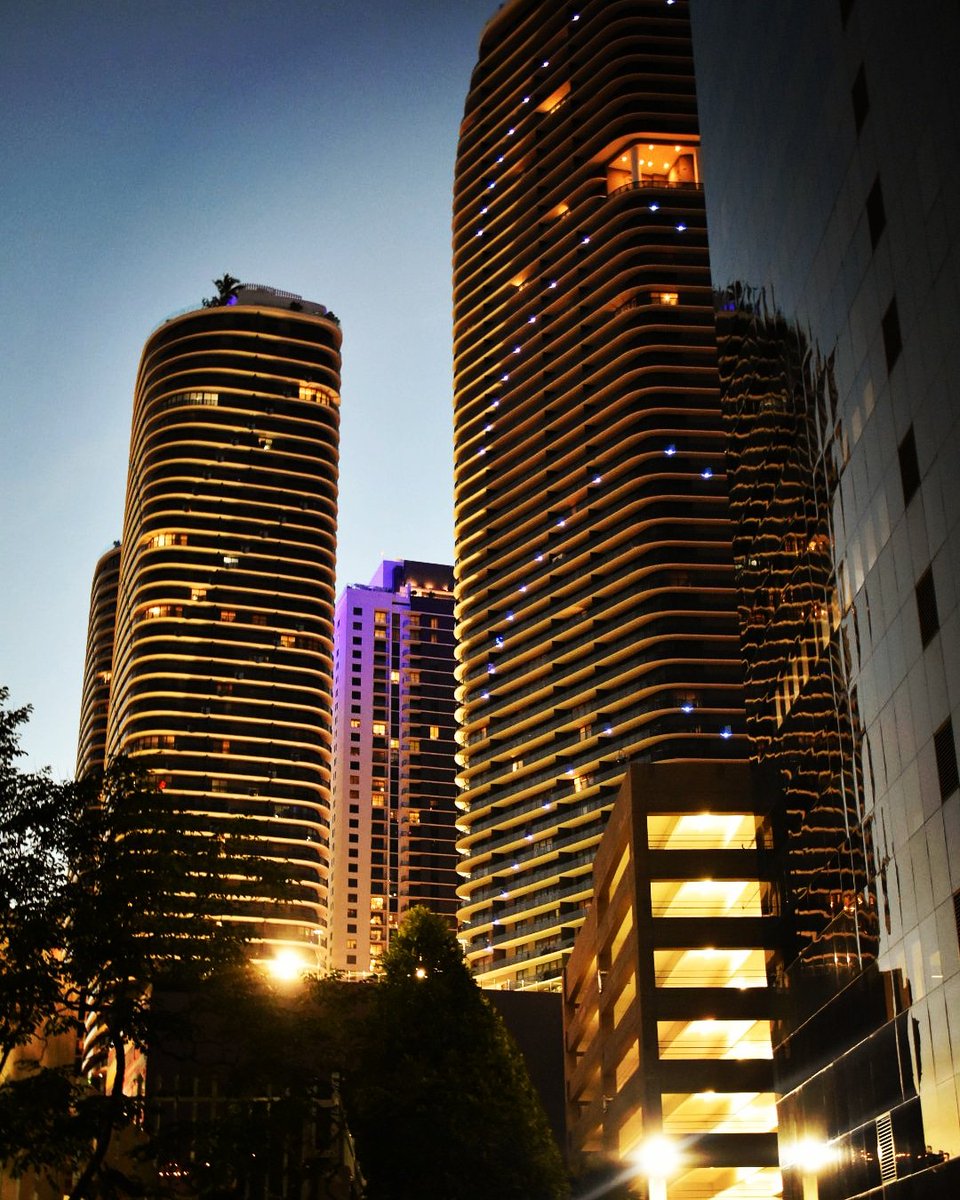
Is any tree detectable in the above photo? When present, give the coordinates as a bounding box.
[0,689,294,1199]
[201,273,240,307]
[344,907,570,1200]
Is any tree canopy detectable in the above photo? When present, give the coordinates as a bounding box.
[0,689,293,1198]
[344,907,570,1200]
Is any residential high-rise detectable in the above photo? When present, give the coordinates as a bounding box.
[692,1,960,1194]
[452,0,745,990]
[103,283,342,970]
[328,560,458,975]
[76,541,121,779]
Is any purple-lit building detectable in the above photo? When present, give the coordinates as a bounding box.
[327,561,459,975]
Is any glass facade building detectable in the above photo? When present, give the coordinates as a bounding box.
[692,2,960,1194]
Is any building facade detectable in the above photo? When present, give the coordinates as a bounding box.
[564,763,781,1200]
[76,541,122,779]
[101,283,342,969]
[328,561,459,974]
[452,0,746,990]
[692,1,960,1195]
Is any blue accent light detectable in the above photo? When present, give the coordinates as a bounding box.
[701,467,714,479]
[681,703,695,714]
[649,202,659,211]
[487,663,496,675]
[720,726,733,740]
[528,315,537,324]
[506,611,515,621]
[665,444,677,457]
[676,223,687,232]
[495,636,504,648]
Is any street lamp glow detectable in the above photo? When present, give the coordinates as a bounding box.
[266,948,306,983]
[782,1138,836,1171]
[633,1134,682,1179]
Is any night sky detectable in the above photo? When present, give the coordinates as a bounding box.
[1,0,495,775]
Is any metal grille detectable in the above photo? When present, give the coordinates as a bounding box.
[877,1111,897,1183]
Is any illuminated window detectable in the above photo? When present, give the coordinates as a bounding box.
[374,610,387,626]
[408,810,421,825]
[299,382,333,405]
[220,740,231,755]
[142,604,183,621]
[210,778,228,793]
[346,939,357,950]
[652,291,679,306]
[391,669,400,683]
[606,141,700,194]
[350,719,361,730]
[190,586,206,602]
[373,721,386,736]
[408,738,420,753]
[148,531,188,549]
[223,555,240,567]
[280,634,296,648]
[372,795,386,808]
[220,609,237,622]
[429,724,440,739]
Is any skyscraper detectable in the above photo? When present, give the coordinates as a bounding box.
[692,1,960,1193]
[452,0,745,990]
[76,541,121,779]
[102,282,342,969]
[328,560,458,974]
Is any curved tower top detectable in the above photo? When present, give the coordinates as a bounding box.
[106,283,342,968]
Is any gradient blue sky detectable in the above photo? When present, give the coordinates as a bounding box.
[1,0,496,776]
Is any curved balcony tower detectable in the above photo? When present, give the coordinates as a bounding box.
[452,0,745,989]
[106,284,341,968]
[76,541,122,780]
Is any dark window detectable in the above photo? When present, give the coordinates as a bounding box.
[882,298,902,371]
[953,889,960,948]
[934,719,959,801]
[866,176,886,248]
[840,0,855,27]
[916,567,940,647]
[898,426,920,506]
[852,64,869,132]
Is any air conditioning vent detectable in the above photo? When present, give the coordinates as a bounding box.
[876,1111,897,1183]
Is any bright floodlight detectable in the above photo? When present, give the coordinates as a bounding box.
[414,965,428,980]
[633,1135,681,1179]
[782,1138,836,1171]
[267,948,305,983]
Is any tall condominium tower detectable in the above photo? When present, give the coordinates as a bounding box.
[76,541,122,779]
[452,0,746,989]
[693,1,960,1195]
[104,283,341,969]
[328,561,458,975]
